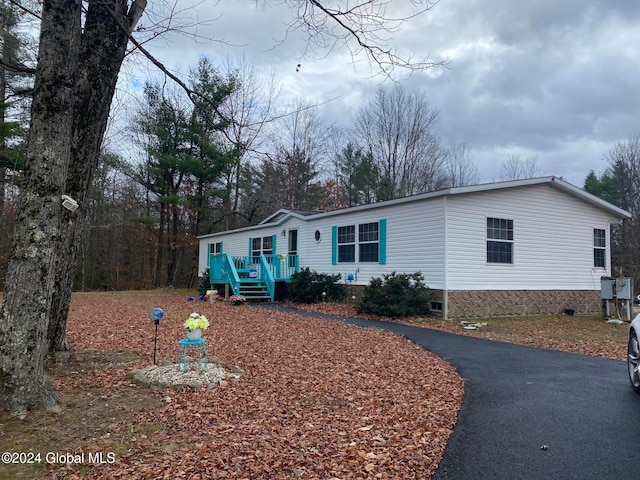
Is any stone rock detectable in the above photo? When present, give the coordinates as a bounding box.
[129,361,243,390]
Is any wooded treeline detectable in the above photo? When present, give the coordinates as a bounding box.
[3,64,640,292]
[584,136,640,294]
[3,135,639,293]
[1,48,485,290]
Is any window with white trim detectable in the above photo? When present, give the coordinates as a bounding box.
[262,236,273,256]
[358,222,379,262]
[337,226,356,263]
[594,228,606,268]
[337,222,380,263]
[487,217,513,264]
[251,236,273,257]
[209,242,222,255]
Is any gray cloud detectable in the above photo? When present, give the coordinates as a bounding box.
[127,0,640,187]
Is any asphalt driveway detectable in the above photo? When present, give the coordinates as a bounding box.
[258,305,640,480]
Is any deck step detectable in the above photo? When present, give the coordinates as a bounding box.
[237,278,271,301]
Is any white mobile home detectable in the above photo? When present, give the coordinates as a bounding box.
[197,176,631,319]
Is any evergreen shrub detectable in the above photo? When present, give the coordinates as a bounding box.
[198,268,211,296]
[357,272,430,318]
[288,268,345,303]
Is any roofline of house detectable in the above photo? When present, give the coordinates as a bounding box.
[541,176,632,219]
[258,208,322,225]
[197,176,631,240]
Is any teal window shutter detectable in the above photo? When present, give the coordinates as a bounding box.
[331,226,337,265]
[272,234,277,255]
[379,219,387,265]
[248,237,253,257]
[219,241,223,254]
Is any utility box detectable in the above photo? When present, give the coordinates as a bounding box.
[601,278,615,300]
[601,277,633,320]
[601,277,633,299]
[616,277,633,299]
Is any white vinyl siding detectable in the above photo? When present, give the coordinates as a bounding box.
[197,219,301,275]
[445,184,614,290]
[198,179,624,292]
[300,200,446,287]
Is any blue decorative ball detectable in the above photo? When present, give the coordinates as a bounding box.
[151,308,164,322]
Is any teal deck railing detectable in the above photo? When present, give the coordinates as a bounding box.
[209,253,242,295]
[259,255,275,300]
[259,254,300,280]
[209,253,299,301]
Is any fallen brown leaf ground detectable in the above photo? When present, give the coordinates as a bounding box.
[291,302,630,361]
[0,291,464,480]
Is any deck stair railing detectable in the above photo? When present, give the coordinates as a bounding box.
[209,253,299,302]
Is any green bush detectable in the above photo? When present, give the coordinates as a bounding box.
[357,272,430,318]
[288,268,345,303]
[198,268,211,297]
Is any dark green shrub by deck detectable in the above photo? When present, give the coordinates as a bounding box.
[198,268,211,296]
[288,268,345,303]
[357,272,430,318]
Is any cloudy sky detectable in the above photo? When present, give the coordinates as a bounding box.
[123,0,640,188]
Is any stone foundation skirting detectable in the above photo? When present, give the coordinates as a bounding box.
[445,290,602,319]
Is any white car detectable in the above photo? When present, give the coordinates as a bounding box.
[628,314,640,393]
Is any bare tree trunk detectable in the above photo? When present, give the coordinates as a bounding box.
[0,166,5,216]
[48,0,146,352]
[167,205,179,286]
[0,6,8,219]
[0,73,5,218]
[155,202,165,287]
[0,0,146,414]
[0,0,81,414]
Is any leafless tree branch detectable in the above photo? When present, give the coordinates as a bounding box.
[7,0,41,20]
[277,0,446,77]
[0,58,36,76]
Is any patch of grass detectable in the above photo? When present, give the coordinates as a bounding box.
[0,350,165,480]
[455,314,626,342]
[131,422,165,435]
[110,440,129,458]
[0,461,47,480]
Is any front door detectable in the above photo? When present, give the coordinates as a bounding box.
[288,229,298,268]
